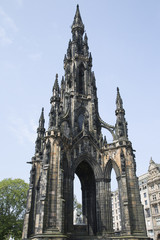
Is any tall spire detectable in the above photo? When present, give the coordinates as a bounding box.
[115,87,128,140]
[53,74,59,93]
[51,74,60,103]
[35,108,45,154]
[71,4,84,34]
[36,108,45,134]
[49,74,60,130]
[116,87,123,110]
[39,107,45,129]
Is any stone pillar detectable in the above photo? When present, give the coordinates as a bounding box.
[39,164,49,233]
[119,173,131,235]
[22,185,33,239]
[105,179,113,234]
[66,175,74,234]
[95,179,106,235]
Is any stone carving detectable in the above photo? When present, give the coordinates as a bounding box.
[35,137,41,153]
[120,149,126,173]
[30,164,36,185]
[49,106,56,128]
[44,140,50,164]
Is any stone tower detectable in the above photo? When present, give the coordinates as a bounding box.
[22,5,148,240]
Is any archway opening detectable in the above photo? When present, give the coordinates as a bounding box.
[73,161,97,235]
[111,169,121,233]
[73,174,82,224]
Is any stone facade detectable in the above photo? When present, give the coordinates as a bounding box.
[139,173,154,239]
[112,159,160,240]
[139,159,160,240]
[22,5,148,240]
[147,158,160,240]
[111,190,122,232]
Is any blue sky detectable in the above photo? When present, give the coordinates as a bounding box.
[0,0,160,196]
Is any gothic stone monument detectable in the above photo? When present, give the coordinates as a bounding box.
[22,5,148,240]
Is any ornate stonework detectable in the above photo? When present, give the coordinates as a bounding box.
[22,5,148,240]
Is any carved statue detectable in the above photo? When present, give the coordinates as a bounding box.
[49,106,56,128]
[35,137,41,153]
[30,164,36,185]
[44,140,50,164]
[120,150,126,173]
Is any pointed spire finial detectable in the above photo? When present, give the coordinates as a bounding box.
[53,74,59,93]
[115,87,128,140]
[50,74,60,103]
[150,157,154,164]
[84,33,88,43]
[40,107,44,121]
[72,4,84,34]
[35,107,45,154]
[39,107,45,128]
[116,87,123,109]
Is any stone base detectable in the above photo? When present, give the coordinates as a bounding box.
[25,238,150,240]
[26,230,150,240]
[70,236,150,240]
[30,234,68,240]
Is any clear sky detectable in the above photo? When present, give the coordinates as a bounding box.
[0,0,160,198]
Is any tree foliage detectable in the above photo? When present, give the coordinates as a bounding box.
[0,178,28,240]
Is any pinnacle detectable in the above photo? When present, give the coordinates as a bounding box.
[53,74,59,92]
[84,33,88,43]
[116,87,123,108]
[38,107,45,132]
[150,157,154,164]
[40,107,44,120]
[72,4,84,33]
[61,76,64,85]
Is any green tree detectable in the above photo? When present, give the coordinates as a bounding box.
[0,178,29,240]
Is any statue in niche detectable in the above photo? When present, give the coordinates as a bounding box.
[61,121,70,138]
[49,106,56,128]
[116,121,124,138]
[78,63,84,94]
[35,137,41,153]
[30,164,36,185]
[78,113,84,131]
[36,176,41,191]
[44,140,50,164]
[82,113,89,133]
[120,149,125,173]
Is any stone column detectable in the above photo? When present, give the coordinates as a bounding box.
[95,179,106,235]
[66,175,74,234]
[119,174,131,235]
[105,179,113,234]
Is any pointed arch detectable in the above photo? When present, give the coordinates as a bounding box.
[104,158,121,180]
[74,160,97,235]
[104,158,122,233]
[72,153,103,180]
